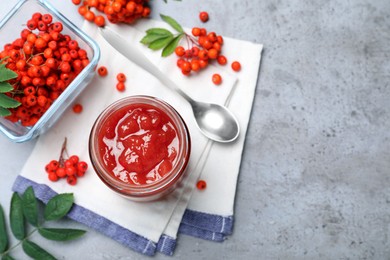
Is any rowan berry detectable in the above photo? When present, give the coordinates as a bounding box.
[116,82,126,92]
[56,167,67,178]
[175,46,185,57]
[72,103,83,113]
[52,22,63,32]
[59,62,72,73]
[217,55,227,65]
[192,27,201,36]
[116,73,126,82]
[37,20,48,31]
[16,59,26,70]
[199,11,209,23]
[77,161,88,172]
[94,15,106,27]
[97,66,108,76]
[48,172,59,182]
[212,73,222,85]
[72,0,82,5]
[207,48,218,59]
[27,19,37,30]
[36,95,46,107]
[196,180,207,190]
[34,37,47,49]
[67,175,77,185]
[42,14,53,24]
[32,12,42,21]
[23,86,36,96]
[231,61,241,72]
[69,155,79,164]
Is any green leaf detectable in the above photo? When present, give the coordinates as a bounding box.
[0,82,13,93]
[44,193,74,221]
[38,227,86,241]
[160,14,184,33]
[148,35,174,50]
[0,107,11,117]
[2,254,15,260]
[22,187,39,227]
[145,28,173,36]
[22,240,56,260]
[141,33,171,45]
[162,34,184,57]
[0,205,8,253]
[10,193,25,240]
[0,94,20,109]
[0,64,17,82]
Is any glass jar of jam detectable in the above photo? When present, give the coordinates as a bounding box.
[89,96,191,201]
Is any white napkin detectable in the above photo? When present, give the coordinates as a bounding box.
[13,19,263,256]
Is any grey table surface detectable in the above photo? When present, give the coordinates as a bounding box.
[1,0,390,259]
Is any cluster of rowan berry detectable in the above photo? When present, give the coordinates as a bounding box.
[45,138,88,185]
[45,155,88,185]
[72,0,151,27]
[175,28,225,76]
[0,12,90,126]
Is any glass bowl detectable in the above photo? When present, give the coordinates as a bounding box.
[89,96,191,202]
[0,0,100,142]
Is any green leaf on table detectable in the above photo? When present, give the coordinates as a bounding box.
[1,254,15,260]
[0,64,17,82]
[21,187,39,227]
[148,35,174,50]
[141,32,172,45]
[38,227,86,241]
[145,28,173,37]
[22,240,56,260]
[0,205,8,253]
[44,193,74,221]
[0,94,20,109]
[10,193,25,240]
[0,107,11,117]
[162,34,184,57]
[160,14,184,33]
[2,254,15,260]
[0,82,13,93]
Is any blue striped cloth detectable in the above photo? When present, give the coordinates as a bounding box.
[12,175,233,256]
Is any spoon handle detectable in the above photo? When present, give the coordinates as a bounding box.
[100,26,193,103]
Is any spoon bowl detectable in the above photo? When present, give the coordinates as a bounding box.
[99,26,240,143]
[192,101,239,142]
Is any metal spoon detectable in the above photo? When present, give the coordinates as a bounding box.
[99,26,240,143]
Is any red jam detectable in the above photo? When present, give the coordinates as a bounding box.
[97,103,179,186]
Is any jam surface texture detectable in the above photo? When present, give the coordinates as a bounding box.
[98,103,179,185]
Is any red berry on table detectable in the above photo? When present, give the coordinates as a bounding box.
[217,55,227,65]
[56,167,67,178]
[175,46,185,57]
[94,15,106,27]
[116,82,126,92]
[77,161,88,172]
[67,175,77,185]
[48,172,59,182]
[212,73,222,85]
[199,11,209,23]
[69,155,79,164]
[116,73,126,82]
[72,104,83,114]
[97,66,108,76]
[231,61,241,72]
[196,180,207,190]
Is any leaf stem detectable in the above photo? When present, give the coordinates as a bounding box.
[1,228,37,257]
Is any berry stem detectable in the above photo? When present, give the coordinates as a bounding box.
[58,137,68,167]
